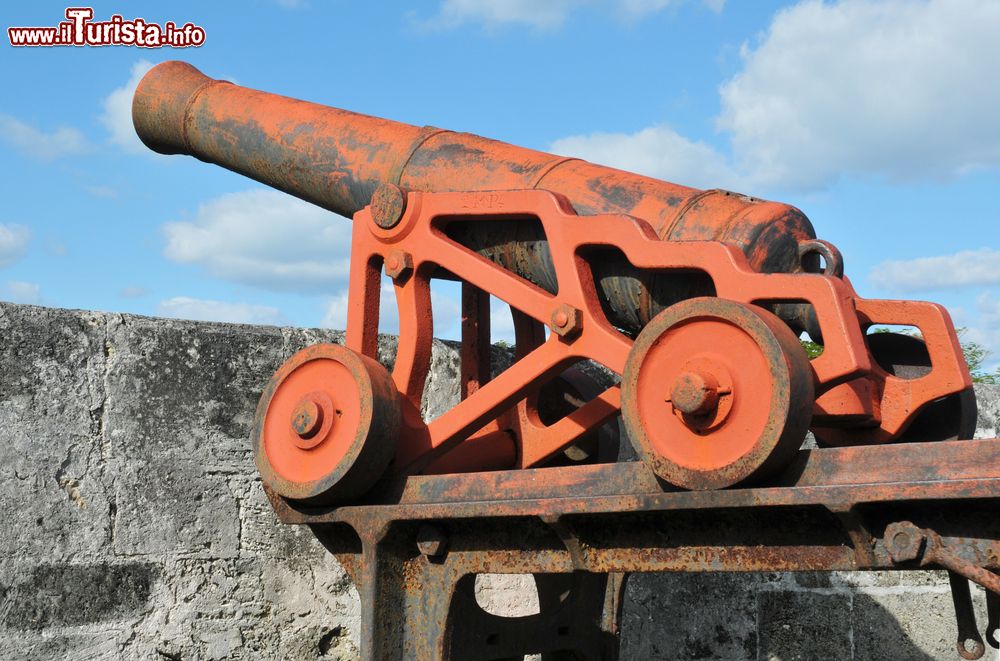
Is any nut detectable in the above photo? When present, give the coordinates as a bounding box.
[884,521,926,563]
[549,304,582,338]
[384,250,413,280]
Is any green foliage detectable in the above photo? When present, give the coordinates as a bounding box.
[799,326,1000,384]
[800,338,824,359]
[956,329,1000,385]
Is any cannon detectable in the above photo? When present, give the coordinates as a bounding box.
[134,61,999,660]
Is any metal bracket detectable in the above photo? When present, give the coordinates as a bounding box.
[884,521,999,659]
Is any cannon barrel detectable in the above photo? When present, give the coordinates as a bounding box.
[133,61,817,333]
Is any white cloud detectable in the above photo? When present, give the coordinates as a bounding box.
[100,59,154,153]
[548,0,1000,193]
[975,293,1000,324]
[549,124,741,191]
[321,280,464,338]
[957,293,1000,371]
[318,276,521,342]
[430,0,578,29]
[157,296,286,325]
[162,189,352,292]
[717,0,1000,189]
[489,299,517,344]
[0,115,88,161]
[619,0,674,17]
[2,281,40,305]
[0,224,30,268]
[426,0,721,29]
[322,282,399,333]
[870,248,1000,292]
[119,286,148,299]
[86,185,118,199]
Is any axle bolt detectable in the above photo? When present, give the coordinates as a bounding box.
[291,398,323,439]
[371,183,407,229]
[669,371,720,416]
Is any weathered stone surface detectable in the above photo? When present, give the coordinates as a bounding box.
[0,305,111,561]
[0,562,156,630]
[0,632,123,661]
[852,588,989,660]
[0,301,996,660]
[0,304,364,659]
[758,590,852,660]
[973,384,1000,438]
[621,572,781,660]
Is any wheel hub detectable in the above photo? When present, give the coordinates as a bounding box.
[666,357,735,432]
[289,392,336,449]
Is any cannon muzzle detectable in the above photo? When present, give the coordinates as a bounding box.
[133,61,817,332]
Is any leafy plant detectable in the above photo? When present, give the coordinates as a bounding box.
[956,330,1000,384]
[799,326,1000,384]
[800,338,824,359]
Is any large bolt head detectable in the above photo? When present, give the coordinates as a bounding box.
[884,521,926,563]
[371,183,407,229]
[384,250,413,280]
[550,305,582,338]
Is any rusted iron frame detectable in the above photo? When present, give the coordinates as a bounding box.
[308,514,997,660]
[273,437,1000,542]
[282,437,1000,659]
[460,282,491,400]
[274,438,1000,579]
[987,586,999,648]
[274,438,1000,612]
[309,517,629,660]
[883,521,1000,659]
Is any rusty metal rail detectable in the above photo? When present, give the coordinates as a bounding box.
[262,439,1000,659]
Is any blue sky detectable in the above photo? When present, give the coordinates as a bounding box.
[2,1,999,364]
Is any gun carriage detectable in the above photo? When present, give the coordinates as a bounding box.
[134,62,999,660]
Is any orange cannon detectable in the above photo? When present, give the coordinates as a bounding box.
[133,62,1000,661]
[134,61,973,502]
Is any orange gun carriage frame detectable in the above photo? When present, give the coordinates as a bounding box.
[132,62,997,660]
[254,187,971,504]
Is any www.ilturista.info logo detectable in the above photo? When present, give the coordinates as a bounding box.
[8,8,205,48]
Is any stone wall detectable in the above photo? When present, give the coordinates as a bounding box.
[0,302,995,660]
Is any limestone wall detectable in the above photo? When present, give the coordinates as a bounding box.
[0,302,995,660]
